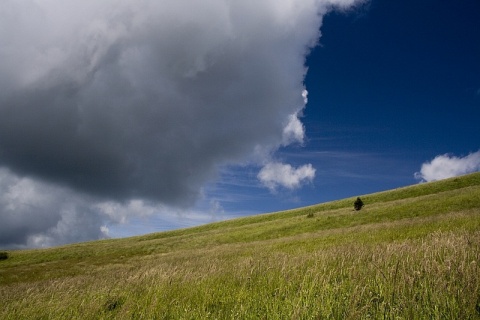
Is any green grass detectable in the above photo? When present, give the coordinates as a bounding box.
[1,172,480,319]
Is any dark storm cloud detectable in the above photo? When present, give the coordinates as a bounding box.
[0,0,363,247]
[0,168,108,248]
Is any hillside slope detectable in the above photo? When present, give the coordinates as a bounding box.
[1,172,480,319]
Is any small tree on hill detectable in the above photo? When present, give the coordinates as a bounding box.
[354,197,364,211]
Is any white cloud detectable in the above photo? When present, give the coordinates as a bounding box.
[302,89,309,104]
[282,113,306,145]
[414,151,480,182]
[258,162,316,191]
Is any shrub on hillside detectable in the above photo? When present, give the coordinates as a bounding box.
[0,251,8,260]
[354,197,364,211]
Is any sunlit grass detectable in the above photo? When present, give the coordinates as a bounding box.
[1,172,479,319]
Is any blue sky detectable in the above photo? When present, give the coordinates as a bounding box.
[305,0,480,193]
[1,0,479,247]
[307,2,479,188]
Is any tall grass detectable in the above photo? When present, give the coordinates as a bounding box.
[1,173,480,319]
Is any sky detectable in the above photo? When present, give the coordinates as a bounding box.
[0,0,479,249]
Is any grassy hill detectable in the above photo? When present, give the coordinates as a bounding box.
[1,172,480,319]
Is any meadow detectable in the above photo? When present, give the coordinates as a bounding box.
[1,172,479,319]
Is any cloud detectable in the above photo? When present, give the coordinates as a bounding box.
[282,113,306,146]
[0,167,110,248]
[281,90,309,146]
[0,0,364,247]
[0,165,186,249]
[414,151,480,182]
[258,162,316,191]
